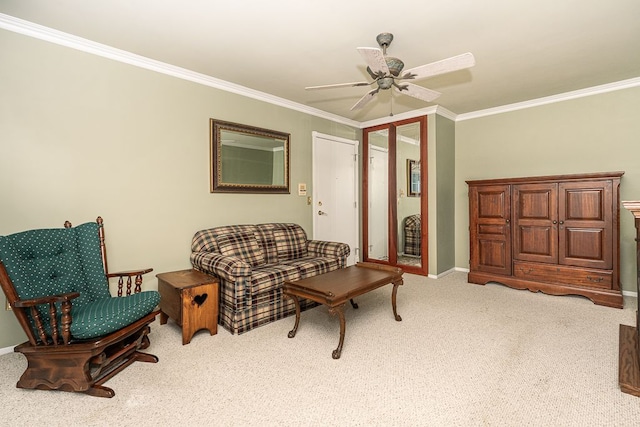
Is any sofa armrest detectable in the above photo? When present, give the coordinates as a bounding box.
[307,240,351,259]
[190,252,252,282]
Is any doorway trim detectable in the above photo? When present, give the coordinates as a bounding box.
[311,131,360,265]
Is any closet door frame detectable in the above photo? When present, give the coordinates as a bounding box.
[362,115,428,275]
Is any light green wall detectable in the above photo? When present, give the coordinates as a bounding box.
[455,86,640,293]
[435,115,456,274]
[426,114,456,276]
[0,29,359,348]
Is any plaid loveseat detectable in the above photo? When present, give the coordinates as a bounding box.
[190,223,350,335]
[403,214,421,256]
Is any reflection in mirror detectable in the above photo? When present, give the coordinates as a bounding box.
[396,122,421,268]
[210,119,290,193]
[367,129,389,261]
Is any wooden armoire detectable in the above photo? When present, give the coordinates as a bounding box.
[467,171,624,308]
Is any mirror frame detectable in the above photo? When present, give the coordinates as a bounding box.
[210,119,290,193]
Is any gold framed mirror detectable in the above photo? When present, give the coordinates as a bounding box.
[210,119,290,193]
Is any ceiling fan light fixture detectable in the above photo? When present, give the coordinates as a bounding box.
[378,77,395,90]
[385,57,404,76]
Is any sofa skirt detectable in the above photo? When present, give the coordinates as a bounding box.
[219,291,319,335]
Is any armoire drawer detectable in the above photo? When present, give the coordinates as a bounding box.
[513,261,612,289]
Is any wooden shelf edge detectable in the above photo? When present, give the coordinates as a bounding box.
[619,324,640,397]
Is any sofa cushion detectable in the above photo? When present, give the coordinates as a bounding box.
[282,256,340,279]
[254,227,279,264]
[191,224,258,252]
[217,232,266,267]
[273,225,308,261]
[250,264,300,295]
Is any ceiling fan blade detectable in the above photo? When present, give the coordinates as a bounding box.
[402,52,475,81]
[395,82,441,102]
[305,81,372,90]
[350,88,379,110]
[357,47,390,75]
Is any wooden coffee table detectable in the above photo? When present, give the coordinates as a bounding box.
[283,262,404,359]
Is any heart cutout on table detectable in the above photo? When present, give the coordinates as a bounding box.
[192,293,208,307]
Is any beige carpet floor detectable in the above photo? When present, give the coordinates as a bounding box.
[1,271,639,426]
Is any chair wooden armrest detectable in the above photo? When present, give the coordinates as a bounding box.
[107,268,153,296]
[14,292,80,346]
[13,291,80,308]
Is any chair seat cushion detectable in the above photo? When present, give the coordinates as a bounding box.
[70,290,160,340]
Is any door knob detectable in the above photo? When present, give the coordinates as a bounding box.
[318,210,327,216]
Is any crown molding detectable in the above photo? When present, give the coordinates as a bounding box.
[359,106,439,128]
[0,13,360,129]
[2,13,639,128]
[456,77,640,121]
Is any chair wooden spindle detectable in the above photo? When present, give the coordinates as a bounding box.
[126,276,132,295]
[135,274,143,294]
[49,302,60,345]
[30,307,48,345]
[117,276,123,297]
[61,300,73,345]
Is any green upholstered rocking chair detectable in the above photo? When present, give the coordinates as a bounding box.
[0,217,161,398]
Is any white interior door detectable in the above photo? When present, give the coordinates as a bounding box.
[312,132,359,266]
[368,145,389,260]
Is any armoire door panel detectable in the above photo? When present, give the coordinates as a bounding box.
[478,239,509,271]
[513,183,558,263]
[558,180,612,269]
[563,227,605,261]
[518,226,554,256]
[565,190,605,220]
[478,190,507,218]
[469,184,511,275]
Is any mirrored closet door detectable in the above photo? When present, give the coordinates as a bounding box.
[362,116,427,275]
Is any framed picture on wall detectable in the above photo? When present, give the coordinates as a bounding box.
[407,159,420,197]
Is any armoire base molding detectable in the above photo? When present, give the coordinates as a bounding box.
[468,271,623,308]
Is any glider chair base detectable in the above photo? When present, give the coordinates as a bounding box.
[14,310,159,398]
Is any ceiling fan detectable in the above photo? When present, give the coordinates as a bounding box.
[305,33,475,111]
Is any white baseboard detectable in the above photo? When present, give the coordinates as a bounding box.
[428,267,464,279]
[0,346,14,356]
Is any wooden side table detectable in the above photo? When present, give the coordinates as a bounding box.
[157,269,219,345]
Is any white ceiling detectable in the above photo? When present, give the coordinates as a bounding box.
[2,1,639,124]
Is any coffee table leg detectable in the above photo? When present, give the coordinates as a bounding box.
[329,304,346,359]
[285,294,301,338]
[392,279,403,321]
